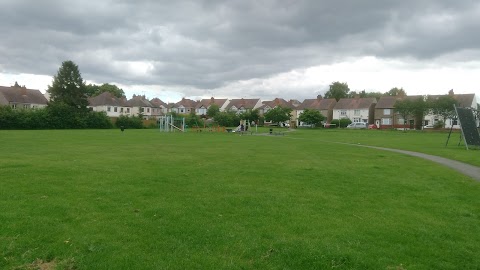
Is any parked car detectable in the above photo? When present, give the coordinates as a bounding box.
[346,122,367,129]
[423,124,434,129]
[368,124,378,129]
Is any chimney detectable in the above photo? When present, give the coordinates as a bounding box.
[317,95,322,100]
[210,97,214,104]
[448,89,454,96]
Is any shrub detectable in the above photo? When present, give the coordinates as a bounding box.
[116,115,143,129]
[331,118,352,128]
[0,104,113,129]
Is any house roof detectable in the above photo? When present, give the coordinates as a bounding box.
[375,96,400,109]
[427,93,476,108]
[298,97,337,110]
[195,97,228,109]
[173,98,197,108]
[88,92,127,107]
[127,95,154,107]
[334,97,377,110]
[150,98,167,108]
[0,85,48,105]
[225,98,260,110]
[454,93,476,107]
[259,98,296,109]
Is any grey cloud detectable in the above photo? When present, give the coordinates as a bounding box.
[1,0,479,98]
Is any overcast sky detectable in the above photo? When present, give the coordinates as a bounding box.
[1,0,479,102]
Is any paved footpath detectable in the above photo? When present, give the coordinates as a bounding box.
[356,144,480,182]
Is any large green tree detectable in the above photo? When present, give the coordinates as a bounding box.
[264,106,292,126]
[214,110,240,127]
[324,82,350,101]
[431,95,457,128]
[385,87,406,96]
[86,83,125,98]
[206,104,220,118]
[239,109,260,123]
[394,99,413,132]
[411,96,430,130]
[298,109,325,127]
[348,90,383,99]
[48,60,88,109]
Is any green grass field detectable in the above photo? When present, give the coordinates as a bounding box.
[1,129,479,269]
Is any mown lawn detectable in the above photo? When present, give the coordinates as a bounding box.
[1,129,479,269]
[290,127,480,167]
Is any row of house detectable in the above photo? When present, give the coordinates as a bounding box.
[1,84,478,129]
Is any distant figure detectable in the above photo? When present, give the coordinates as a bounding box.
[240,124,244,132]
[120,126,125,133]
[245,124,249,132]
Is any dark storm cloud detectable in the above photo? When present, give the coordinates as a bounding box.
[1,0,479,96]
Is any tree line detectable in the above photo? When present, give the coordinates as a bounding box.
[323,81,407,101]
[0,60,132,129]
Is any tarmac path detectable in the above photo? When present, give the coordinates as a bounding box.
[355,144,480,182]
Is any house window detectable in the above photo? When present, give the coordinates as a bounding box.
[120,108,124,113]
[353,118,361,123]
[141,107,144,113]
[107,106,111,112]
[114,107,118,112]
[180,109,184,113]
[354,110,360,116]
[11,104,17,109]
[126,108,130,113]
[384,109,391,115]
[23,104,30,109]
[147,108,150,113]
[398,118,405,124]
[340,110,347,116]
[452,119,458,125]
[382,118,391,125]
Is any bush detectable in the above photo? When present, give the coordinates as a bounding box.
[434,120,444,129]
[331,119,352,128]
[116,115,143,129]
[0,104,113,129]
[213,111,240,127]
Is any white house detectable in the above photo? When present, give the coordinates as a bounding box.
[332,97,377,124]
[88,92,131,117]
[0,84,48,109]
[424,91,477,129]
[195,97,229,115]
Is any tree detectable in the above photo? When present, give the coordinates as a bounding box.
[206,104,220,118]
[85,84,100,97]
[47,60,88,109]
[239,109,260,123]
[410,96,430,130]
[364,91,384,99]
[214,110,240,127]
[394,99,413,132]
[431,95,457,128]
[264,106,292,126]
[324,82,350,101]
[298,109,325,127]
[86,83,125,98]
[186,110,201,127]
[385,87,406,96]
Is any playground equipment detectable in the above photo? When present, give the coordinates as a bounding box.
[158,115,185,132]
